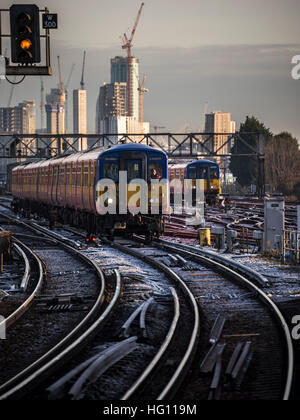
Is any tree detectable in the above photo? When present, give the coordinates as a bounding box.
[265,132,300,196]
[230,116,272,187]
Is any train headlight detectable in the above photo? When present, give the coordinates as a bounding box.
[108,198,114,204]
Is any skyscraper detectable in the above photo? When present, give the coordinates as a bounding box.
[0,101,35,135]
[45,88,65,135]
[73,89,87,151]
[111,56,128,84]
[205,112,236,156]
[95,82,127,138]
[110,55,139,120]
[45,88,65,154]
[0,101,36,175]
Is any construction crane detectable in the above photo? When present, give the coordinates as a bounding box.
[6,49,16,107]
[121,2,144,117]
[134,69,149,133]
[7,79,16,107]
[202,100,209,130]
[40,77,45,130]
[80,51,86,90]
[57,55,65,106]
[64,63,75,133]
[151,125,166,134]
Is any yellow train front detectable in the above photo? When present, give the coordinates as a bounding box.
[185,160,221,205]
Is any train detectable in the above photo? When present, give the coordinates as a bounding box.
[169,159,221,205]
[11,144,168,241]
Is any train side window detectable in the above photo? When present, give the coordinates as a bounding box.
[84,166,89,186]
[72,166,76,185]
[77,166,81,186]
[66,167,71,185]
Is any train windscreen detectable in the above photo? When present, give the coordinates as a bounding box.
[199,166,208,179]
[210,165,219,179]
[149,158,163,181]
[188,166,197,179]
[103,160,119,183]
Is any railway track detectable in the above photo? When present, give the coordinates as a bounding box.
[0,202,296,400]
[0,210,121,400]
[0,208,200,400]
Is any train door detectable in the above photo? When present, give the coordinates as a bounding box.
[81,162,85,210]
[125,159,142,210]
[126,160,142,181]
[198,166,208,192]
[88,161,92,211]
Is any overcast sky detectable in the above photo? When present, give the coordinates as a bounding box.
[1,0,300,138]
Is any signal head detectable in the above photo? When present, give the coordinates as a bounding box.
[10,4,41,64]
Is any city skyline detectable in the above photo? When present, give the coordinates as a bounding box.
[0,0,299,139]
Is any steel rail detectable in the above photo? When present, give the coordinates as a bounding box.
[121,288,180,400]
[13,242,31,291]
[0,269,122,400]
[156,240,295,401]
[0,237,43,331]
[105,239,200,400]
[0,215,122,400]
[159,238,269,287]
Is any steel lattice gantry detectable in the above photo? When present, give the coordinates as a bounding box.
[0,131,265,196]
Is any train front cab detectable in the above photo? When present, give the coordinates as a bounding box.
[186,160,220,205]
[97,144,168,240]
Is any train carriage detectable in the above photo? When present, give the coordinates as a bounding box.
[169,159,221,205]
[12,144,169,241]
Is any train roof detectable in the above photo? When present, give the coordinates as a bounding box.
[12,144,167,173]
[100,143,167,157]
[186,159,219,167]
[169,159,219,170]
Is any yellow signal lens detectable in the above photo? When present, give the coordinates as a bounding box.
[20,39,32,50]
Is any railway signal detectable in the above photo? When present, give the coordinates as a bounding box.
[10,4,41,64]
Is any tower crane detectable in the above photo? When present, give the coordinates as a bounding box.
[6,48,16,107]
[151,125,166,134]
[57,55,65,105]
[64,63,75,133]
[121,2,144,117]
[40,77,45,130]
[80,51,86,90]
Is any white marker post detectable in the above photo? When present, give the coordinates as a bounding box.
[0,55,6,80]
[0,315,6,339]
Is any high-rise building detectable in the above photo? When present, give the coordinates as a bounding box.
[111,56,128,84]
[73,89,87,151]
[0,101,36,176]
[45,88,65,135]
[205,112,236,156]
[0,101,35,134]
[96,56,149,140]
[95,82,127,135]
[111,55,139,120]
[45,88,65,154]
